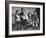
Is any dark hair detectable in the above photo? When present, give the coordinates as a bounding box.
[28,12,31,17]
[16,10,19,14]
[21,8,23,11]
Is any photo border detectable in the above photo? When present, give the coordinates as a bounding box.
[5,1,45,37]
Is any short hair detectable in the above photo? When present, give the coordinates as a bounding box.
[21,8,24,11]
[16,10,19,14]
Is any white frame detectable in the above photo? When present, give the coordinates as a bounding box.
[9,4,43,35]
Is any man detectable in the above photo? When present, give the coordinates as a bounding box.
[31,11,39,29]
[15,10,21,30]
[20,8,28,30]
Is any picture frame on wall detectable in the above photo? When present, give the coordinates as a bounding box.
[5,1,45,37]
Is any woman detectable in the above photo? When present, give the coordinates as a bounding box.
[28,12,33,25]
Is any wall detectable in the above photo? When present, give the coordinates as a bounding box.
[0,0,46,38]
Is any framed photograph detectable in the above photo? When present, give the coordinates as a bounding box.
[5,1,45,37]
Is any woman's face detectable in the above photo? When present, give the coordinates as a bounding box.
[35,12,37,15]
[29,12,31,16]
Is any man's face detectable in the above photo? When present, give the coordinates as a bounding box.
[17,10,21,15]
[21,8,25,12]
